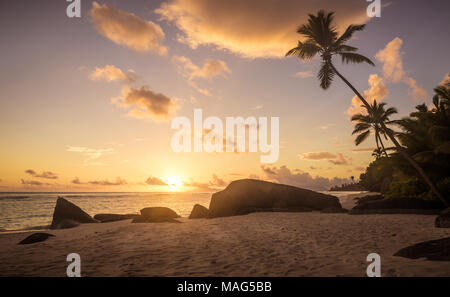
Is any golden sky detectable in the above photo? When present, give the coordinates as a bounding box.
[0,0,448,192]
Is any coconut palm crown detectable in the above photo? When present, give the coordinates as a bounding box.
[286,10,374,89]
[351,100,398,156]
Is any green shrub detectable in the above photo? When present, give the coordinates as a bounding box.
[386,178,428,199]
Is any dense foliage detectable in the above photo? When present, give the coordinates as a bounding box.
[359,81,450,200]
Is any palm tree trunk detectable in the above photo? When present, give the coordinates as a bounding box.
[330,64,448,207]
[377,133,389,157]
[375,130,381,152]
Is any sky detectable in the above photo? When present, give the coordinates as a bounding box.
[0,0,449,192]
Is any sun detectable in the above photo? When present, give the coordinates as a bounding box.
[165,176,183,190]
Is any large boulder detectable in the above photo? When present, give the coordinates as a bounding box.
[132,207,180,223]
[50,197,98,229]
[94,213,139,223]
[354,194,384,205]
[208,179,341,218]
[435,208,450,228]
[349,197,444,215]
[189,204,209,219]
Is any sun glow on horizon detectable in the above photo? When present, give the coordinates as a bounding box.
[164,176,183,190]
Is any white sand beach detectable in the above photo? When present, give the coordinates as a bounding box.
[1,209,449,277]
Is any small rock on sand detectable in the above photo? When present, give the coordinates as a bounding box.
[189,204,209,219]
[18,233,55,245]
[394,237,450,261]
[94,213,139,223]
[132,207,180,223]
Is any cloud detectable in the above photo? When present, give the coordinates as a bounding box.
[89,65,138,83]
[145,176,167,186]
[25,169,58,179]
[172,56,231,96]
[112,85,178,120]
[347,74,388,115]
[300,152,337,160]
[21,179,51,186]
[351,147,375,152]
[316,123,336,130]
[439,73,450,87]
[72,177,82,184]
[155,0,369,58]
[300,151,351,165]
[66,146,115,166]
[184,174,228,191]
[260,165,351,191]
[210,174,227,187]
[88,177,127,186]
[375,37,427,101]
[329,153,351,165]
[293,71,314,78]
[90,1,167,54]
[88,65,179,120]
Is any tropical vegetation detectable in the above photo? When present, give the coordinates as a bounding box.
[286,10,449,206]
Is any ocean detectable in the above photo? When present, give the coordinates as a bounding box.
[0,191,364,233]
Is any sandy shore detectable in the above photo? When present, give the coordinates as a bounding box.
[1,209,449,276]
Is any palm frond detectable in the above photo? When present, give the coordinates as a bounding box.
[335,24,365,45]
[351,113,371,123]
[352,123,371,135]
[355,130,370,145]
[285,41,321,60]
[335,44,358,52]
[339,52,375,66]
[318,61,334,89]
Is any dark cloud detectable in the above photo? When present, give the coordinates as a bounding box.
[72,177,83,184]
[260,165,351,191]
[112,85,178,120]
[300,152,351,166]
[88,177,127,186]
[21,179,50,186]
[25,169,58,179]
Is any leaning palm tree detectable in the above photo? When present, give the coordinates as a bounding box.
[351,100,397,157]
[286,10,448,206]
